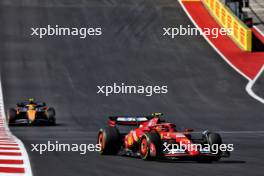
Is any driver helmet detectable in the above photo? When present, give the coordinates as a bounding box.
[28,98,35,104]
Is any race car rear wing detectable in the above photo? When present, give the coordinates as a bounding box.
[108,113,163,126]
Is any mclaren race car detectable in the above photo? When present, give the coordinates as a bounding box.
[98,113,230,162]
[7,98,56,125]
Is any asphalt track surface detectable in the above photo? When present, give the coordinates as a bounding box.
[0,0,264,176]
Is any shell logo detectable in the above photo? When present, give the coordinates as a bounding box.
[127,134,134,146]
[160,134,163,139]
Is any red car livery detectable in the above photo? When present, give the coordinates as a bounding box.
[98,113,230,162]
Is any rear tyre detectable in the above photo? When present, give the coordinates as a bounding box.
[7,108,17,125]
[98,127,121,155]
[47,107,56,126]
[140,132,161,160]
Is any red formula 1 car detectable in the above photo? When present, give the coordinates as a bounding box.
[98,113,230,162]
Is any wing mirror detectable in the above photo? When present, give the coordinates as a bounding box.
[184,128,194,132]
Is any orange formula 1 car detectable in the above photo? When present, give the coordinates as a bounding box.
[98,113,230,162]
[7,98,56,126]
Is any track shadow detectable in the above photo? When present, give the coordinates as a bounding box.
[216,160,246,164]
[155,159,245,164]
[9,123,64,127]
[109,154,246,164]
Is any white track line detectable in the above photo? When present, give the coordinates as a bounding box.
[246,65,264,104]
[0,173,26,176]
[217,130,264,134]
[0,145,20,148]
[0,164,25,168]
[0,156,23,160]
[253,26,264,36]
[0,80,33,176]
[178,0,264,104]
[0,142,18,145]
[189,130,264,134]
[0,150,21,153]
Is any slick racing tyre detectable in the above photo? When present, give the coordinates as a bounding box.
[7,108,17,125]
[207,133,222,161]
[47,107,56,126]
[199,132,222,162]
[98,127,121,155]
[140,132,161,160]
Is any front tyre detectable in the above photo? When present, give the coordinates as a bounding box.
[140,132,161,160]
[47,107,56,126]
[207,133,222,161]
[199,132,222,163]
[7,108,17,125]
